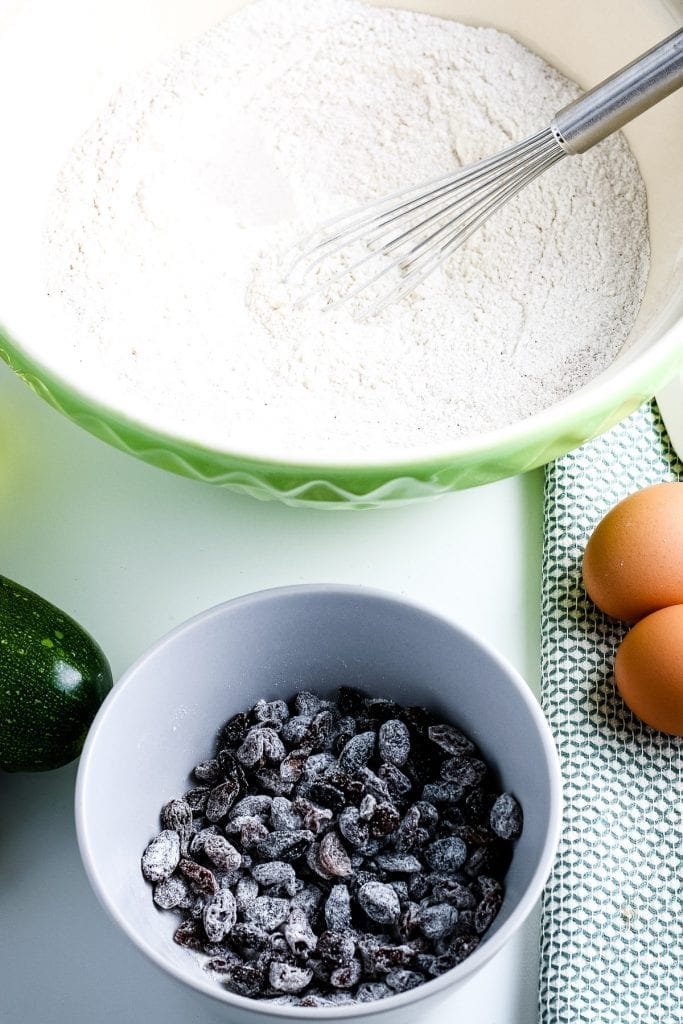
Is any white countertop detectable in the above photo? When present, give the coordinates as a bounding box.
[0,359,546,1023]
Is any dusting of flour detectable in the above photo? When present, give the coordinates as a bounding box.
[44,0,650,458]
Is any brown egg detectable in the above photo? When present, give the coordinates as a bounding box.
[614,604,683,735]
[582,482,683,623]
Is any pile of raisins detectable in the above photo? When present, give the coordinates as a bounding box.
[141,687,523,1006]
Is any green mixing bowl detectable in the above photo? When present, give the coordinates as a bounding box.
[1,0,682,509]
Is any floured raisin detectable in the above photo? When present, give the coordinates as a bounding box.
[358,881,401,924]
[178,857,219,896]
[489,793,523,840]
[141,830,180,882]
[378,719,410,766]
[203,889,237,942]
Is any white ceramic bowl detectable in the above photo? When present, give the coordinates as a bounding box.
[75,585,562,1022]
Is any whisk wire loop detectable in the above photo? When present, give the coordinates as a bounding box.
[288,128,566,317]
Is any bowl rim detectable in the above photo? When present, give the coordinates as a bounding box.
[2,308,683,471]
[75,583,563,1018]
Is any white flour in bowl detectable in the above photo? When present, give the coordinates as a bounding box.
[43,0,649,458]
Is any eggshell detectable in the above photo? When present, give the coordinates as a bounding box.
[614,604,683,736]
[582,482,683,623]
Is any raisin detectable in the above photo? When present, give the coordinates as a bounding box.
[386,968,425,992]
[189,826,218,858]
[183,786,210,813]
[425,837,467,872]
[255,829,314,862]
[305,840,336,881]
[251,861,297,896]
[305,710,335,752]
[222,964,264,998]
[230,795,272,820]
[399,705,439,736]
[235,876,259,913]
[153,874,191,910]
[338,731,375,773]
[203,889,237,942]
[358,793,376,821]
[236,818,270,851]
[414,800,439,829]
[324,884,352,932]
[357,767,391,802]
[281,715,313,746]
[369,801,400,837]
[418,902,458,941]
[269,962,313,993]
[318,831,352,878]
[430,876,476,909]
[356,982,393,1002]
[337,806,366,847]
[141,830,180,882]
[258,769,294,797]
[280,750,309,784]
[407,873,431,901]
[317,929,356,966]
[178,857,219,896]
[474,876,503,934]
[489,793,523,840]
[205,779,240,821]
[330,958,362,988]
[363,942,418,972]
[323,769,365,804]
[161,798,193,850]
[378,719,410,766]
[243,896,290,932]
[301,752,337,778]
[394,807,429,853]
[429,933,480,972]
[236,729,265,768]
[284,907,318,958]
[229,922,270,958]
[252,699,289,729]
[439,756,487,796]
[357,881,401,924]
[204,952,242,973]
[294,691,326,717]
[307,781,346,814]
[193,758,222,783]
[220,711,250,747]
[291,885,323,920]
[270,796,302,831]
[422,782,468,805]
[331,716,357,754]
[427,723,476,756]
[173,919,203,951]
[203,834,241,871]
[464,786,496,823]
[295,798,333,835]
[374,854,422,874]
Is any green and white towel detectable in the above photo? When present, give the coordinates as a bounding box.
[539,401,683,1024]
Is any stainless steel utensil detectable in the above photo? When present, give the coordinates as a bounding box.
[290,29,683,318]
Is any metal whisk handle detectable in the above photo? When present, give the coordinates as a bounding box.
[551,28,683,154]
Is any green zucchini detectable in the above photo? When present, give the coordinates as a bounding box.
[0,575,112,772]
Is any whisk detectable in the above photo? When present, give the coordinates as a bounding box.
[289,28,683,318]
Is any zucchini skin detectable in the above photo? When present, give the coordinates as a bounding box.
[0,575,112,772]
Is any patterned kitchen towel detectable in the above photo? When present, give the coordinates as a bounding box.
[539,401,683,1024]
